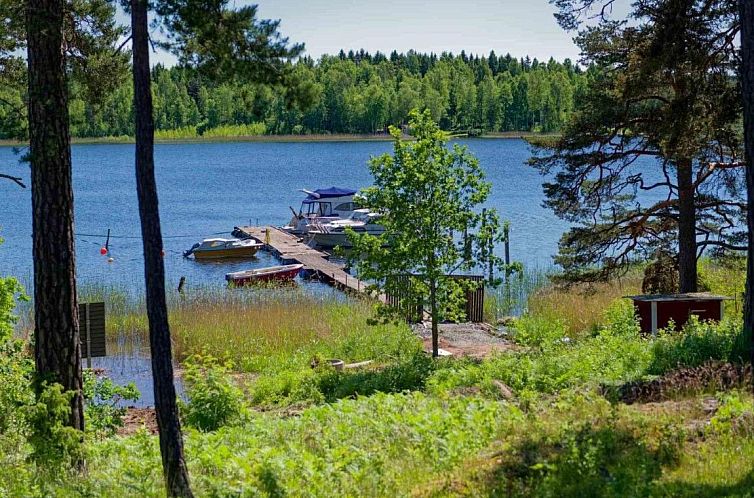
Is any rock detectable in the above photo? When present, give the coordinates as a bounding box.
[327,359,345,371]
[491,380,514,399]
[496,316,517,327]
[344,360,373,369]
[702,397,719,415]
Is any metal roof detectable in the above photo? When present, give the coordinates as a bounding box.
[625,292,732,302]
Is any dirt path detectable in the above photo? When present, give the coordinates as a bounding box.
[413,322,515,358]
[118,407,158,436]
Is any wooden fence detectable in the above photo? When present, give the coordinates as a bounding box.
[385,274,485,323]
[79,302,106,367]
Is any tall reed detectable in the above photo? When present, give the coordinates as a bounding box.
[68,283,414,372]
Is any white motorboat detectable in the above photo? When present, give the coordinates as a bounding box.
[306,209,385,248]
[282,186,359,234]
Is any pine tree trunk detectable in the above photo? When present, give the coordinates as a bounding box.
[741,0,754,365]
[26,0,84,430]
[677,158,697,293]
[131,1,193,496]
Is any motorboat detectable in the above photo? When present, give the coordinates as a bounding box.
[225,264,304,286]
[306,209,385,248]
[184,238,262,259]
[282,186,359,234]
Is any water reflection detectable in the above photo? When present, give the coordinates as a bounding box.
[91,342,185,408]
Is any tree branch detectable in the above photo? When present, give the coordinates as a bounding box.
[0,173,26,188]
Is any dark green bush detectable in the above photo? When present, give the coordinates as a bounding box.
[22,382,83,467]
[317,350,435,402]
[179,354,246,431]
[649,316,744,375]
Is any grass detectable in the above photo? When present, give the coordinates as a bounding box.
[8,388,754,496]
[526,271,643,335]
[170,290,411,372]
[417,391,754,497]
[5,260,754,496]
[14,392,504,497]
[516,260,746,336]
[73,284,417,374]
[484,266,552,321]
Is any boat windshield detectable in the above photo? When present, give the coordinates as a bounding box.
[350,210,374,222]
[302,201,334,217]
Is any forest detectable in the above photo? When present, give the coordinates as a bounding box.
[1,50,586,139]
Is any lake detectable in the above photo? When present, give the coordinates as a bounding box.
[0,138,568,291]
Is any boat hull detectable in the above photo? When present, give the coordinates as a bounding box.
[226,264,303,286]
[309,229,385,248]
[309,233,353,248]
[193,246,259,259]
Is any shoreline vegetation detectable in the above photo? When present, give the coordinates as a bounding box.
[5,259,754,495]
[0,130,558,147]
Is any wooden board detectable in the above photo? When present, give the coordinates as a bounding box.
[237,226,376,297]
[79,302,106,358]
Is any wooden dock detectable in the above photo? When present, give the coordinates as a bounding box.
[236,226,371,295]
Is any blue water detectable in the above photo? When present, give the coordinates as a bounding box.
[0,139,570,290]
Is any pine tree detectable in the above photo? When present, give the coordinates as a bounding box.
[535,0,743,289]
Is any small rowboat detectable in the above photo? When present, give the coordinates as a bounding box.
[185,238,262,259]
[225,264,304,286]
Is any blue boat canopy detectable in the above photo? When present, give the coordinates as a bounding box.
[302,187,357,203]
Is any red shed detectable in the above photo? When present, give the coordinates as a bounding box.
[626,292,731,335]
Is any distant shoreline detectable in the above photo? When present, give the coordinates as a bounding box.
[0,131,558,147]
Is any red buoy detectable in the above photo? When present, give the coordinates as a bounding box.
[100,247,108,255]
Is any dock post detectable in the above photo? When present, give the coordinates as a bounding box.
[85,304,92,369]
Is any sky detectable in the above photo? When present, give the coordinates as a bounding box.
[138,0,582,66]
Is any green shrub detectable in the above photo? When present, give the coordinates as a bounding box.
[429,299,651,397]
[0,274,24,341]
[180,354,246,431]
[0,339,34,434]
[249,368,324,406]
[249,349,435,407]
[83,370,140,437]
[511,313,569,350]
[22,382,82,467]
[317,350,435,402]
[708,391,754,437]
[430,299,747,400]
[649,315,744,375]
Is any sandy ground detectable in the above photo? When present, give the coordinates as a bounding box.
[413,322,515,358]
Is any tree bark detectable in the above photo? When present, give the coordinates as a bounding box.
[26,0,84,430]
[131,1,193,496]
[677,158,697,293]
[741,0,754,366]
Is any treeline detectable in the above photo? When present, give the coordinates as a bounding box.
[66,50,587,138]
